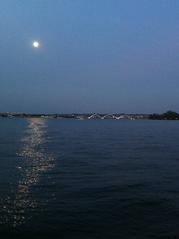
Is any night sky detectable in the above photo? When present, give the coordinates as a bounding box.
[0,0,179,113]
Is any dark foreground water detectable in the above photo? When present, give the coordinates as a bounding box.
[0,118,179,238]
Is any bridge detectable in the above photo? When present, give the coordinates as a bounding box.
[87,114,135,120]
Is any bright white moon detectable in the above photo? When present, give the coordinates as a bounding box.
[32,41,39,48]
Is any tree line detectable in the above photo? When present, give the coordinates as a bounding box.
[149,111,179,120]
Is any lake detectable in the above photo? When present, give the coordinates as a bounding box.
[0,118,179,238]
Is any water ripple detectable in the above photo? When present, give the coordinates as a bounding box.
[0,118,55,228]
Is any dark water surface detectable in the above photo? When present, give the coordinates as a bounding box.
[0,118,179,238]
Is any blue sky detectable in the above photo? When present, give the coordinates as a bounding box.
[0,0,179,113]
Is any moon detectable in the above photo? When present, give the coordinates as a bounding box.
[32,41,40,48]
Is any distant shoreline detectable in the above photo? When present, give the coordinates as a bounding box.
[0,111,179,120]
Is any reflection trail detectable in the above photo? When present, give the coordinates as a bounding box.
[1,118,55,228]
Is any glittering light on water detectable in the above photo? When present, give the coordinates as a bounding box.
[1,118,55,228]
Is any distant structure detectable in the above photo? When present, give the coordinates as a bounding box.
[1,111,178,120]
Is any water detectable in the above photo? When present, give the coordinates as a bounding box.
[0,118,179,238]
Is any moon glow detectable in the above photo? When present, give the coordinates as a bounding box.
[32,41,39,48]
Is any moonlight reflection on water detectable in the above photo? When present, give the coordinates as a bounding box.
[1,118,55,228]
